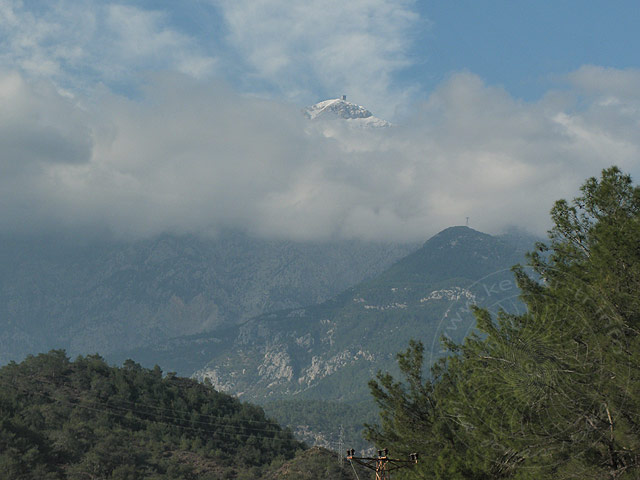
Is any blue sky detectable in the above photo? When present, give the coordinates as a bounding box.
[4,1,638,115]
[0,1,639,240]
[417,2,640,101]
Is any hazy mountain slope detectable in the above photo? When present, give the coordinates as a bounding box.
[127,227,535,404]
[107,226,537,453]
[197,227,531,402]
[0,232,415,365]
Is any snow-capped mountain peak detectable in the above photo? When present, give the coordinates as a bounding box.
[304,97,390,128]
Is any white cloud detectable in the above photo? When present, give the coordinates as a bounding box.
[0,1,216,93]
[104,5,216,79]
[0,70,92,231]
[567,65,640,101]
[1,68,639,242]
[211,0,422,119]
[0,0,422,118]
[1,3,638,247]
[0,71,91,169]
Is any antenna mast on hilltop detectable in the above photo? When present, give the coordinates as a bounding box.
[347,448,418,480]
[466,216,469,226]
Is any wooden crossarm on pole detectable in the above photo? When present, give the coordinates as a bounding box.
[346,449,418,480]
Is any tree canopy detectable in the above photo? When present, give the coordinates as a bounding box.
[0,351,304,479]
[366,167,640,479]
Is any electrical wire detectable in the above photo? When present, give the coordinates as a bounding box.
[1,374,355,448]
[349,459,362,480]
[3,382,302,444]
[3,375,296,434]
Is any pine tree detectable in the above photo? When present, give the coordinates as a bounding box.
[366,167,640,479]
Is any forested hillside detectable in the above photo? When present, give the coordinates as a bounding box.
[0,351,360,479]
[367,167,640,479]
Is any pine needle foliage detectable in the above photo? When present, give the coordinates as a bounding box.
[366,167,640,479]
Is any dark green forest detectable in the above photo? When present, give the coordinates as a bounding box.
[0,351,308,479]
[367,167,640,479]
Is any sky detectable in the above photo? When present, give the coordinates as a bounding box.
[1,0,639,242]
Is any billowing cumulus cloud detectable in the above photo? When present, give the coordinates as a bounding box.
[1,67,639,242]
[0,71,92,231]
[211,0,422,119]
[0,0,216,94]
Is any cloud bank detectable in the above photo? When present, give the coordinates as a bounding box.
[1,66,639,242]
[0,0,420,117]
[211,0,421,119]
[0,1,216,94]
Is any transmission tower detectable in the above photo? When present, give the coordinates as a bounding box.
[338,424,344,467]
[347,448,418,480]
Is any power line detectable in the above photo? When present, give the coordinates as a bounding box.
[1,373,370,450]
[3,374,296,432]
[338,423,344,467]
[349,459,362,480]
[2,381,303,444]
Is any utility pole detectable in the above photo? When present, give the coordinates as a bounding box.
[347,448,418,480]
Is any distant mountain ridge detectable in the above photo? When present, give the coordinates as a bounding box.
[121,226,536,404]
[0,232,415,365]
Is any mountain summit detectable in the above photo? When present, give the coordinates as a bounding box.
[304,97,390,127]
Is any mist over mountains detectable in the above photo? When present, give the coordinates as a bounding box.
[0,231,415,365]
[0,93,545,454]
[0,95,538,381]
[95,225,536,451]
[108,226,536,397]
[2,2,639,476]
[5,69,639,244]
